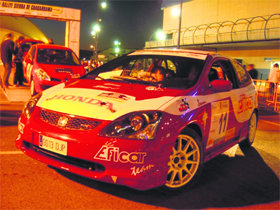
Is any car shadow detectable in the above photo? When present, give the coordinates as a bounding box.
[0,110,21,126]
[52,146,279,209]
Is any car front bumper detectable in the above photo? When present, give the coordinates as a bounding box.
[15,108,176,190]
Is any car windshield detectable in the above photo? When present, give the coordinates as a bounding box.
[84,54,205,89]
[36,48,80,65]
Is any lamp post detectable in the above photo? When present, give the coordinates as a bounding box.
[177,0,183,49]
[92,0,107,60]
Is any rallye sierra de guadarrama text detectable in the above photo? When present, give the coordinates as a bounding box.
[16,49,258,191]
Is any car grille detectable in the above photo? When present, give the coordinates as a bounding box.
[40,109,100,130]
[23,141,105,172]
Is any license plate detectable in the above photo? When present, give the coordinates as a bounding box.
[39,135,67,156]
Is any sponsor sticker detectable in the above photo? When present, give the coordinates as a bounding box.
[94,145,146,164]
[97,92,130,102]
[131,164,154,176]
[46,94,116,113]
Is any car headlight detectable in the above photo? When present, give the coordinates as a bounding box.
[35,69,51,81]
[22,93,42,119]
[100,111,162,140]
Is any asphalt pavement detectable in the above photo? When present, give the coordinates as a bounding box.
[0,85,30,104]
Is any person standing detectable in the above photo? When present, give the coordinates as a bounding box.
[1,33,15,87]
[246,64,258,79]
[268,63,280,95]
[268,63,280,83]
[14,36,25,86]
[48,38,54,44]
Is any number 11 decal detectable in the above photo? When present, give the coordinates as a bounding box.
[207,100,230,148]
[219,113,228,134]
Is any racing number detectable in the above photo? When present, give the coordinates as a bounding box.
[219,113,228,134]
[207,100,230,148]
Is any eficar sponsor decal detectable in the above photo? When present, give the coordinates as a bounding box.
[94,145,147,164]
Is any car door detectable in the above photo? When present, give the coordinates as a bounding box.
[205,58,240,150]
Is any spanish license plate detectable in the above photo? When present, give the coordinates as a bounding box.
[39,135,67,156]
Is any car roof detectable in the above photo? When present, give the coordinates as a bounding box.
[129,49,216,60]
[35,44,73,51]
[21,39,44,44]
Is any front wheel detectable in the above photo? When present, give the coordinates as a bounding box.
[164,128,203,190]
[239,112,258,148]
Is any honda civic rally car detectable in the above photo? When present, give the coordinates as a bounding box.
[16,49,258,191]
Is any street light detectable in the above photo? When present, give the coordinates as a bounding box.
[93,24,101,33]
[155,29,166,41]
[114,40,121,56]
[92,0,107,60]
[100,1,107,9]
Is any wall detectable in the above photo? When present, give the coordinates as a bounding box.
[162,0,280,80]
[163,0,280,32]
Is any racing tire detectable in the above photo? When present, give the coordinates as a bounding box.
[163,128,203,191]
[30,79,37,96]
[239,112,258,148]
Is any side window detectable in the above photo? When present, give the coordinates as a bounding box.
[208,59,238,89]
[161,59,177,73]
[231,60,251,87]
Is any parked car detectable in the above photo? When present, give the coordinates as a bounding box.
[16,49,258,191]
[22,44,86,96]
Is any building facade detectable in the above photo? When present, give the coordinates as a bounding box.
[145,0,280,79]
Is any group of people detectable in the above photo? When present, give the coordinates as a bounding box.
[0,33,54,89]
[1,33,25,88]
[246,63,280,84]
[246,63,280,95]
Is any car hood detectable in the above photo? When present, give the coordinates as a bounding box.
[37,79,189,120]
[37,64,85,79]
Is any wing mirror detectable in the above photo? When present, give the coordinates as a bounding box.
[210,79,232,92]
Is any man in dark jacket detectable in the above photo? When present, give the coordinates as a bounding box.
[14,36,25,86]
[1,33,15,87]
[246,64,258,79]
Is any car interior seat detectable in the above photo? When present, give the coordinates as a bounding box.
[208,68,219,82]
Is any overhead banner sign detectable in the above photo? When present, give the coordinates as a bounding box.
[0,1,80,21]
[0,1,62,14]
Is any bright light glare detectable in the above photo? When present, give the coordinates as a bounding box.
[114,40,121,46]
[93,24,101,32]
[100,1,107,9]
[171,6,180,17]
[91,30,96,36]
[114,47,120,53]
[156,30,166,41]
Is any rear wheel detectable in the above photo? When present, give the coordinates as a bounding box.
[239,112,257,148]
[164,128,203,190]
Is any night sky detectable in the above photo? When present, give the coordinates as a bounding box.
[14,0,163,50]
